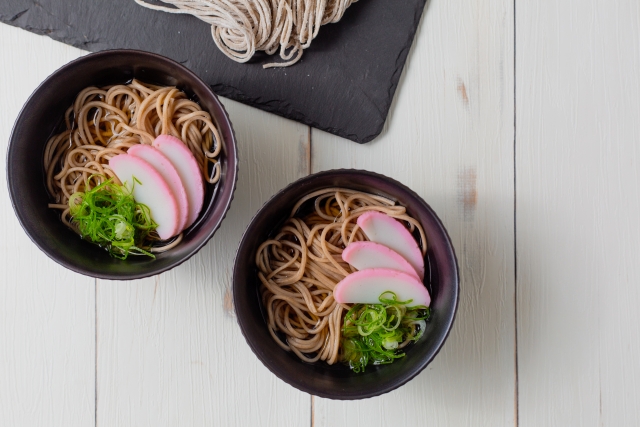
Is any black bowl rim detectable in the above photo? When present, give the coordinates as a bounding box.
[232,169,459,399]
[6,49,239,280]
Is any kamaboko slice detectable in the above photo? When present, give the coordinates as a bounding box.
[153,135,204,229]
[334,268,430,306]
[128,144,189,233]
[342,241,421,280]
[109,154,180,240]
[356,211,424,280]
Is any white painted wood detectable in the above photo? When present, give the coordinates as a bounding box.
[516,1,640,426]
[311,0,515,424]
[0,25,95,427]
[96,100,311,425]
[4,0,640,423]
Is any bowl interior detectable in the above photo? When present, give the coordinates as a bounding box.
[233,170,458,399]
[7,50,238,279]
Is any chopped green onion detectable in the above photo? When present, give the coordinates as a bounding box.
[68,175,158,259]
[341,291,431,373]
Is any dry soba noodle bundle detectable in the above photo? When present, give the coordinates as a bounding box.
[134,0,359,68]
[44,79,221,251]
[256,188,427,364]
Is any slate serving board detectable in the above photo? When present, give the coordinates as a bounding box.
[0,0,426,143]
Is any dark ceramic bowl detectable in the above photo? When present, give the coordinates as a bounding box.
[233,169,459,399]
[6,50,238,280]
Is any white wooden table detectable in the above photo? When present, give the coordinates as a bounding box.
[1,0,639,424]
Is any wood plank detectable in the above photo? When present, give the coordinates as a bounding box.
[96,101,311,425]
[0,24,95,427]
[311,0,515,423]
[516,1,640,425]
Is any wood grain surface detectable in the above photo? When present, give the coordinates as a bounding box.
[516,1,640,426]
[2,0,640,423]
[0,25,93,427]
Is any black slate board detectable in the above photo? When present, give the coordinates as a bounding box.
[0,0,426,143]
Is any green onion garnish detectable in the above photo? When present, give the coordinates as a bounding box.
[341,291,430,373]
[68,176,158,259]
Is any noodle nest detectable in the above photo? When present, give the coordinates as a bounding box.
[134,0,359,68]
[44,79,222,251]
[256,188,427,365]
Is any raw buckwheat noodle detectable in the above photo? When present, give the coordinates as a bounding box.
[134,0,359,68]
[256,188,427,364]
[44,79,222,252]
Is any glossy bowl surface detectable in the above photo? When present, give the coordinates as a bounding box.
[233,169,459,399]
[6,50,238,280]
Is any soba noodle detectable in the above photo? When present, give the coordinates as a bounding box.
[44,79,222,251]
[134,0,359,68]
[256,188,427,364]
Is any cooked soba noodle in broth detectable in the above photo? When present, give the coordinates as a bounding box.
[256,188,427,365]
[44,79,222,252]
